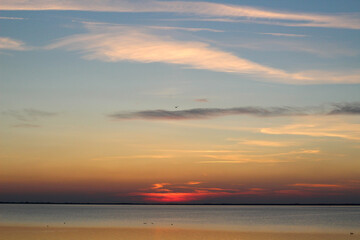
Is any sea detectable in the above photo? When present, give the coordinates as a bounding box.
[0,204,359,233]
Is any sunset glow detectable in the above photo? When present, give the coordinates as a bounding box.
[0,0,360,204]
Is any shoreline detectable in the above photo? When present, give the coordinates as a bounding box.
[0,225,352,240]
[1,202,360,206]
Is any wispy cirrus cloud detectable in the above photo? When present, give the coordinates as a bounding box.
[47,23,298,82]
[295,70,360,84]
[0,37,28,51]
[77,21,223,33]
[232,139,294,147]
[2,0,360,29]
[226,39,359,58]
[148,25,223,33]
[2,108,57,122]
[258,32,308,38]
[46,23,360,84]
[261,121,360,141]
[12,123,41,128]
[200,149,319,164]
[0,16,25,20]
[92,155,173,161]
[109,102,360,121]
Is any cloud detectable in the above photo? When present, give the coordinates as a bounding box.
[250,141,292,148]
[187,181,202,185]
[12,123,41,128]
[226,40,359,58]
[0,37,28,51]
[261,115,360,141]
[2,108,57,122]
[109,107,301,120]
[129,182,265,202]
[0,17,25,20]
[194,98,208,102]
[200,149,319,164]
[47,23,360,84]
[92,155,173,161]
[261,121,360,141]
[328,102,360,115]
[2,0,360,29]
[151,183,171,191]
[258,32,308,38]
[158,148,318,164]
[109,102,360,121]
[200,155,286,164]
[47,23,296,82]
[289,183,343,188]
[77,21,223,33]
[232,139,293,147]
[294,70,360,84]
[191,16,360,30]
[161,149,249,153]
[148,25,223,33]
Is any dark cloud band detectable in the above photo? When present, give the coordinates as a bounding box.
[328,102,360,115]
[109,102,360,121]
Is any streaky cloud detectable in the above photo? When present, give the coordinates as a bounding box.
[12,123,41,128]
[1,0,360,29]
[148,25,223,32]
[236,139,294,147]
[76,21,223,32]
[0,16,25,20]
[0,37,28,51]
[261,120,360,141]
[109,102,360,121]
[2,108,57,122]
[46,23,360,84]
[47,23,295,82]
[258,32,308,38]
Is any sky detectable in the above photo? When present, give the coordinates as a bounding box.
[0,0,360,204]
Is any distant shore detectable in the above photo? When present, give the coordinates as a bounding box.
[0,226,352,240]
[1,202,359,205]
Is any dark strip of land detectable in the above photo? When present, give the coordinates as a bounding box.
[1,202,359,205]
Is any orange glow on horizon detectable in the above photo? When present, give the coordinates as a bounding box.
[135,192,230,203]
[129,182,271,203]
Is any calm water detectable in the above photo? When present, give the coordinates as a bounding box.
[1,204,360,233]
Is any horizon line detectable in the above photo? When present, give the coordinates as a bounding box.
[1,202,359,206]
